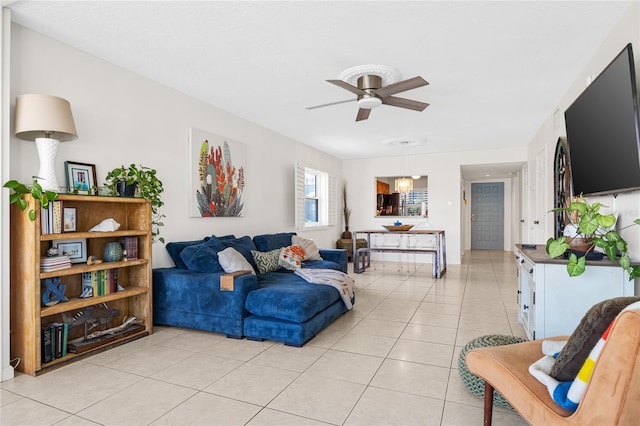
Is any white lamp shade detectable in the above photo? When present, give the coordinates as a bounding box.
[15,94,77,141]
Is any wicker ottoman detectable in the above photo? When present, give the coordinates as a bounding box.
[458,334,527,408]
[336,238,367,261]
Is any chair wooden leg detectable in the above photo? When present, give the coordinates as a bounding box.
[484,381,494,426]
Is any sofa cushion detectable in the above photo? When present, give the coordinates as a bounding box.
[218,236,259,271]
[247,272,340,322]
[251,248,282,274]
[218,247,256,274]
[279,245,305,271]
[253,232,296,252]
[302,259,341,270]
[550,296,640,381]
[166,237,210,269]
[179,237,226,273]
[292,235,322,261]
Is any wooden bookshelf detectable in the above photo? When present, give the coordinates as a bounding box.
[10,194,153,375]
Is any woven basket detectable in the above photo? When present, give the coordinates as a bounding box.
[458,334,527,409]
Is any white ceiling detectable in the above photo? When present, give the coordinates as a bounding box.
[5,0,634,177]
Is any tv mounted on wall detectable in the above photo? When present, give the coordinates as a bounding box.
[565,43,640,197]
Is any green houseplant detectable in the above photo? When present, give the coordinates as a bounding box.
[3,177,58,221]
[104,164,165,243]
[546,195,640,280]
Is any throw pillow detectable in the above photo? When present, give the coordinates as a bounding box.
[292,235,322,261]
[251,248,282,274]
[218,247,256,275]
[253,232,297,252]
[179,237,226,273]
[279,245,305,271]
[550,296,640,381]
[166,237,210,269]
[219,236,259,271]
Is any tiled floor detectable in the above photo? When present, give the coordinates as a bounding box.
[1,250,529,426]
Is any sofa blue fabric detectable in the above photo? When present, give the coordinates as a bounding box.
[253,232,296,252]
[166,237,210,269]
[153,233,350,346]
[179,237,226,273]
[153,267,258,337]
[245,272,340,322]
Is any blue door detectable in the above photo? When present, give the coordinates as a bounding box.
[471,182,504,250]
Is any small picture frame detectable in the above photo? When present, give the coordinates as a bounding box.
[52,238,87,264]
[63,207,77,232]
[64,161,97,195]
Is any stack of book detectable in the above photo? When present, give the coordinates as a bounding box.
[81,268,119,297]
[41,322,69,363]
[40,255,71,272]
[40,200,63,235]
[119,236,138,260]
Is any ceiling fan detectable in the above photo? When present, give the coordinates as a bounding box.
[307,68,429,122]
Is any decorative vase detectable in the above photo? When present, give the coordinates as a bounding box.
[116,181,137,197]
[104,242,123,262]
[341,227,352,239]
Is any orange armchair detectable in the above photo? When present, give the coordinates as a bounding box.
[466,310,640,425]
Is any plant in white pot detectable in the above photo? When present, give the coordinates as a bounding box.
[546,195,640,279]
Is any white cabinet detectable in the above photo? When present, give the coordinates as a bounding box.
[515,245,634,340]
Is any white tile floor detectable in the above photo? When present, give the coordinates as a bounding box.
[0,250,530,426]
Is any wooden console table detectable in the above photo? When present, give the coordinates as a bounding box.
[352,229,447,278]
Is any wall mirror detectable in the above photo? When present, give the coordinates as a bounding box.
[375,176,428,217]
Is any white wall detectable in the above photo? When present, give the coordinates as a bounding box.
[343,146,527,264]
[526,3,640,291]
[8,24,344,269]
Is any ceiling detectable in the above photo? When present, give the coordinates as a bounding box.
[5,1,634,178]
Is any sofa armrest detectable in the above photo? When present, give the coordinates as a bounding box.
[319,248,348,273]
[152,267,259,322]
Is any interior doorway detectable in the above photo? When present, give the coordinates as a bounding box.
[471,182,505,250]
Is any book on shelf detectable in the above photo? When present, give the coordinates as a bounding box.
[40,255,71,272]
[41,322,69,362]
[81,268,119,297]
[119,236,138,260]
[40,201,63,235]
[41,325,53,363]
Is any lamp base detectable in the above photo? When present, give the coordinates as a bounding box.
[35,137,60,191]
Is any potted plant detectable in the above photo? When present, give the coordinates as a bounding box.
[3,177,58,221]
[546,195,640,279]
[342,181,352,239]
[104,164,165,243]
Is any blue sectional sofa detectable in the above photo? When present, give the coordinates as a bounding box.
[152,232,351,346]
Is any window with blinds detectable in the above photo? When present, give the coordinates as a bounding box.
[295,163,337,229]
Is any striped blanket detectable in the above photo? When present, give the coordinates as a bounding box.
[529,301,640,411]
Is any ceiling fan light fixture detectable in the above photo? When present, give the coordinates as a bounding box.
[358,96,382,109]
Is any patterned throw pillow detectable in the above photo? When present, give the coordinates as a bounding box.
[279,245,305,271]
[251,248,282,274]
[291,235,322,261]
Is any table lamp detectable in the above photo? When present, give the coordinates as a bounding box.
[14,94,78,191]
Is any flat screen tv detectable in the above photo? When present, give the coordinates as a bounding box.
[565,43,640,197]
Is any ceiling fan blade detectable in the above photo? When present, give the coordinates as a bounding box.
[327,79,367,96]
[306,98,356,110]
[381,96,429,111]
[375,76,429,98]
[356,108,371,122]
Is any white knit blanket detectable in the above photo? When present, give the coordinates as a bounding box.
[294,268,354,310]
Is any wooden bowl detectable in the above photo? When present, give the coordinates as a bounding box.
[382,224,415,231]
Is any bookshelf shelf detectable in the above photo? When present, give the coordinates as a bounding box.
[10,194,153,376]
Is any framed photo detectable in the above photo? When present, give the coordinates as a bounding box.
[63,207,77,232]
[52,238,87,263]
[64,161,97,195]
